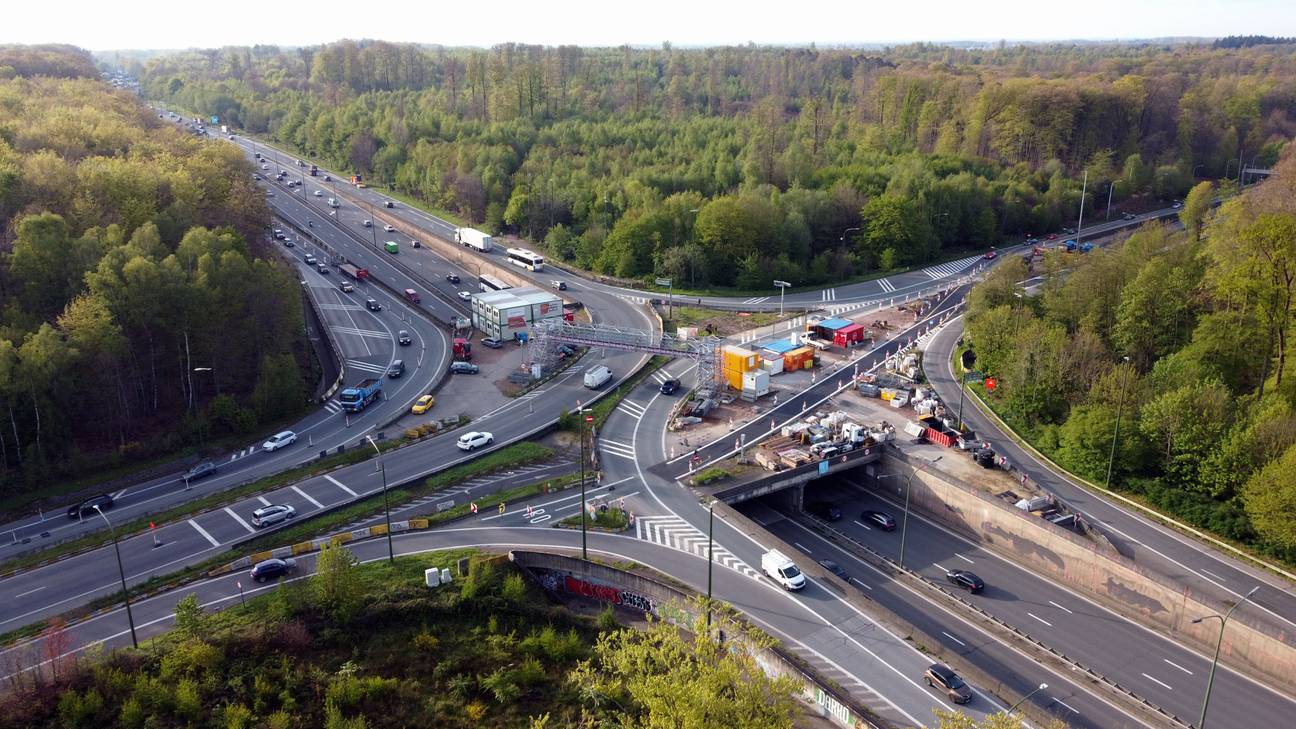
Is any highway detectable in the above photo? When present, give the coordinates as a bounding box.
[5,121,1285,728]
[923,315,1296,648]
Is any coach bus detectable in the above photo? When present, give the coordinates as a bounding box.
[506,247,545,272]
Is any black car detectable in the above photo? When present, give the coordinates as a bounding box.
[445,273,461,284]
[860,509,896,531]
[808,501,843,521]
[67,493,115,519]
[398,330,412,346]
[660,378,680,395]
[384,201,395,208]
[945,569,985,593]
[387,360,405,378]
[250,557,298,583]
[184,461,218,481]
[924,663,973,704]
[366,298,383,312]
[818,559,849,581]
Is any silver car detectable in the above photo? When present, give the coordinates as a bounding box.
[251,504,296,527]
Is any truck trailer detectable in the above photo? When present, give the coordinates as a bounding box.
[339,263,369,281]
[455,227,494,252]
[338,378,383,413]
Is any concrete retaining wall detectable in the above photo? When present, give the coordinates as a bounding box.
[508,550,890,729]
[880,450,1296,695]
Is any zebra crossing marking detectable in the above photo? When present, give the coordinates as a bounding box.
[346,359,390,375]
[615,399,647,420]
[923,255,981,280]
[330,325,389,338]
[743,295,770,304]
[323,400,342,414]
[635,515,761,580]
[878,278,896,293]
[821,288,837,301]
[600,439,637,460]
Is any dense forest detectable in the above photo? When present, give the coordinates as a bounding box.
[131,40,1295,289]
[963,150,1296,563]
[0,46,304,499]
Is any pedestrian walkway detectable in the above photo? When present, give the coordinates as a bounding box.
[634,515,761,580]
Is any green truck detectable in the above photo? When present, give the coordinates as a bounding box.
[384,241,399,254]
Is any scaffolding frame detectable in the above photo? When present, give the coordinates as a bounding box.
[529,319,720,385]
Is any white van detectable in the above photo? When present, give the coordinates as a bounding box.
[761,549,806,591]
[583,365,612,389]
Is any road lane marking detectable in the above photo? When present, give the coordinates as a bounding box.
[1051,698,1080,714]
[112,488,128,500]
[955,553,974,564]
[189,519,221,546]
[1048,600,1073,614]
[257,496,272,506]
[15,587,45,598]
[932,562,949,572]
[223,508,255,532]
[853,520,872,530]
[850,577,871,590]
[292,485,325,508]
[1026,612,1052,627]
[1200,568,1224,582]
[1141,673,1173,691]
[794,542,811,554]
[324,474,357,497]
[1163,659,1194,675]
[941,631,966,647]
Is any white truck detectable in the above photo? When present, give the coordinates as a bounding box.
[583,365,612,389]
[327,197,341,208]
[455,227,493,252]
[761,549,806,591]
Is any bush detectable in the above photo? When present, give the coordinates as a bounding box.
[692,467,730,485]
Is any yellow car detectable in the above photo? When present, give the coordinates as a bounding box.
[411,395,435,414]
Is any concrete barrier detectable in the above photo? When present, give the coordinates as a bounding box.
[879,450,1296,696]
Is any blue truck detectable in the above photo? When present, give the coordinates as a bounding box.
[339,378,383,413]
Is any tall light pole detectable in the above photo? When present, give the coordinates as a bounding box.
[366,436,394,563]
[655,277,673,322]
[1105,182,1115,220]
[899,456,940,569]
[1008,683,1048,714]
[1075,170,1088,246]
[1193,586,1259,729]
[1105,355,1132,490]
[773,280,791,316]
[93,505,138,649]
[955,370,970,434]
[839,227,861,243]
[578,408,593,560]
[704,498,716,631]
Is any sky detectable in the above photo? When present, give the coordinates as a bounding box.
[8,0,1296,51]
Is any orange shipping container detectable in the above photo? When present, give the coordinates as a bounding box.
[722,345,758,389]
[783,347,814,371]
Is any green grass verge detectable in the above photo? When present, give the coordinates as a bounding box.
[420,472,584,526]
[0,442,560,649]
[692,467,730,486]
[661,305,786,333]
[558,507,629,531]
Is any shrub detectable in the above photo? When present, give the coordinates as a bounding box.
[501,572,528,602]
[412,630,440,652]
[464,701,488,721]
[692,467,729,485]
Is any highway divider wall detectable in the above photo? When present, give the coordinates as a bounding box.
[507,550,890,729]
[298,270,346,403]
[879,450,1296,697]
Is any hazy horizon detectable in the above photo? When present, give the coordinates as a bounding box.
[7,0,1295,53]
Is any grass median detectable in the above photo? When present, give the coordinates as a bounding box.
[0,442,558,649]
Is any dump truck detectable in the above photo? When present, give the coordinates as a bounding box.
[338,378,383,413]
[339,263,369,281]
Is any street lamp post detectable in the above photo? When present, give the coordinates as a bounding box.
[1105,355,1132,490]
[839,227,861,243]
[704,499,716,631]
[895,456,941,569]
[93,505,138,649]
[1193,586,1259,729]
[366,436,395,563]
[578,409,593,560]
[1008,683,1048,714]
[655,277,674,322]
[955,370,969,434]
[773,280,791,316]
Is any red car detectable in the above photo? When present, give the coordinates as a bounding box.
[983,251,997,260]
[1046,233,1058,240]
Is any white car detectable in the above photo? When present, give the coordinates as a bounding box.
[458,291,472,301]
[457,431,494,451]
[314,190,323,197]
[250,504,296,527]
[262,430,298,452]
[383,224,396,232]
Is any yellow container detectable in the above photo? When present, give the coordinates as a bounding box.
[722,345,758,389]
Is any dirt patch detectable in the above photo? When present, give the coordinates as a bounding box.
[656,304,792,338]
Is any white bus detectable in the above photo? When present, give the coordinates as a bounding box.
[506,247,545,272]
[479,274,511,292]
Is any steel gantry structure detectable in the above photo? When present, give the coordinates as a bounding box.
[530,319,721,385]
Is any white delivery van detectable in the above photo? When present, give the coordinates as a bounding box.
[761,549,806,591]
[583,365,612,389]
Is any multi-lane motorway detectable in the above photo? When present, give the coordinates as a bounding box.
[4,121,1291,728]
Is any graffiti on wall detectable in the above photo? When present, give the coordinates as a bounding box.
[558,574,655,613]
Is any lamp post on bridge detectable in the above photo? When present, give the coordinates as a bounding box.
[773,280,791,316]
